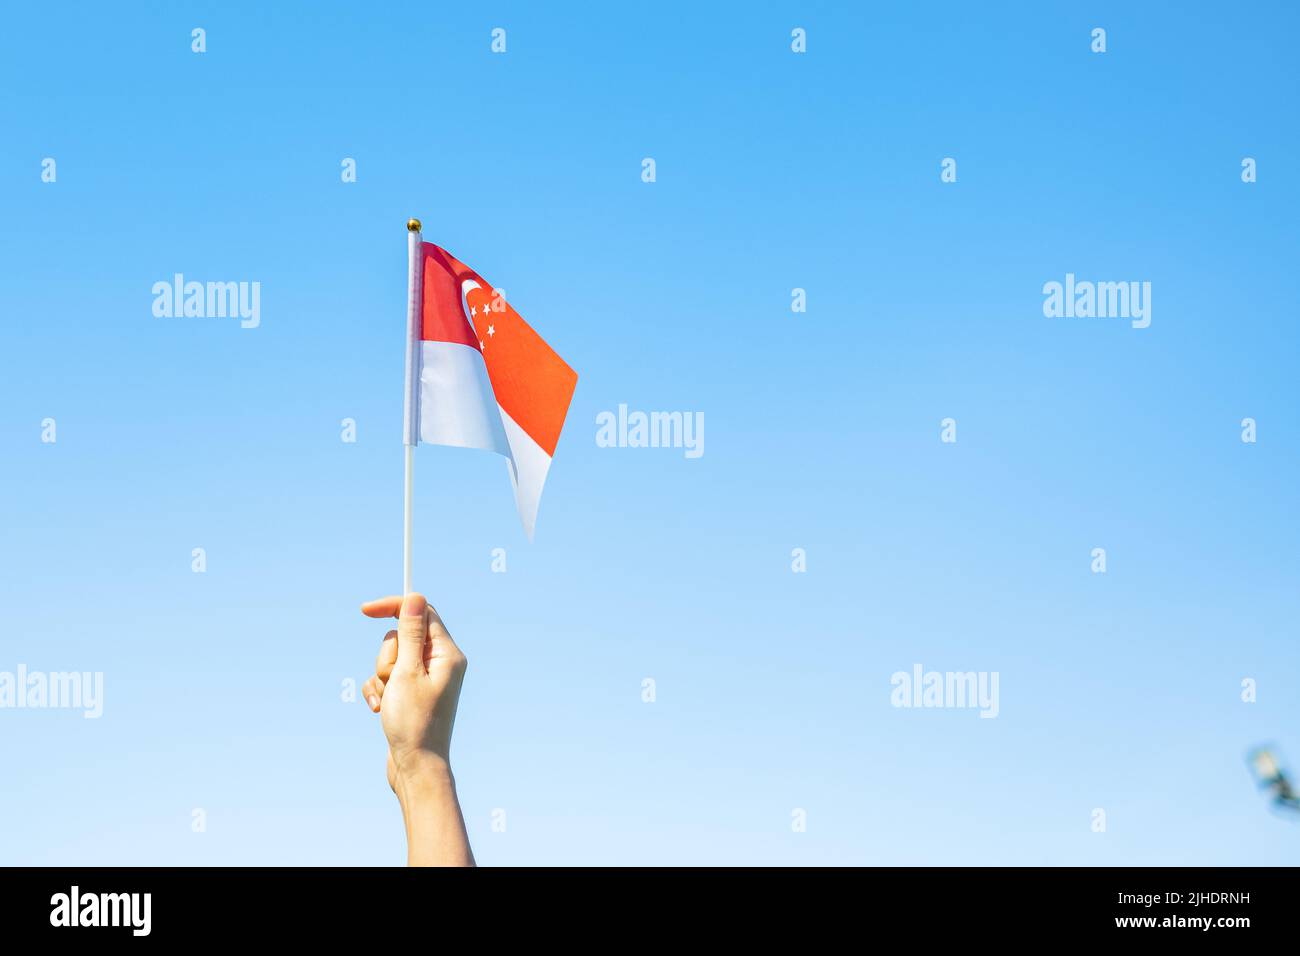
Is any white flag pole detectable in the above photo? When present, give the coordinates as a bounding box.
[402,218,424,595]
[403,444,414,594]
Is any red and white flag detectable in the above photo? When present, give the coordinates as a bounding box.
[403,225,577,540]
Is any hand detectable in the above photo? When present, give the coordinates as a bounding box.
[361,592,474,866]
[361,593,468,780]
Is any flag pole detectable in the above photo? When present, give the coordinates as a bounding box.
[403,217,424,595]
[403,444,414,594]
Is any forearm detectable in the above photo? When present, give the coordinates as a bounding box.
[395,755,475,867]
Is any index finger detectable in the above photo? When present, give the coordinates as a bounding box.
[361,596,403,618]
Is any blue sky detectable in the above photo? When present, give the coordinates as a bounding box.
[1,1,1297,865]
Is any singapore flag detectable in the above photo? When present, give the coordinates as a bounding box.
[404,234,577,539]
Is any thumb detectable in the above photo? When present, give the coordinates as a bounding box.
[395,592,428,670]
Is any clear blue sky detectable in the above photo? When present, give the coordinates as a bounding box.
[1,1,1297,865]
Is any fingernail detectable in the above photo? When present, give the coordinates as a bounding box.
[366,695,379,710]
[400,593,427,617]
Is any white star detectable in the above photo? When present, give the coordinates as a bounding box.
[479,339,485,350]
[487,324,496,337]
[470,305,477,317]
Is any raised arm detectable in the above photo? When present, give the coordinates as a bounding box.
[362,593,474,867]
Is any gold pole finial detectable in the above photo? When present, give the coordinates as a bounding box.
[407,218,422,232]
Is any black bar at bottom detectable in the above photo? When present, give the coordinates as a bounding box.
[0,866,1286,942]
